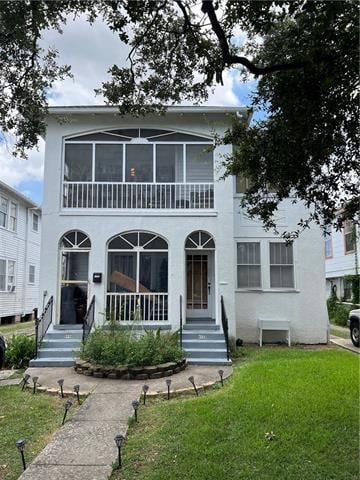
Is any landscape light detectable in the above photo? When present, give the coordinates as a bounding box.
[32,376,38,394]
[114,434,125,468]
[188,376,198,396]
[132,400,140,422]
[142,384,149,405]
[218,369,224,387]
[16,439,26,470]
[57,379,64,398]
[21,374,30,391]
[166,379,172,400]
[62,400,73,425]
[73,384,80,404]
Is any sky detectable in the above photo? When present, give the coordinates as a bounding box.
[0,16,258,206]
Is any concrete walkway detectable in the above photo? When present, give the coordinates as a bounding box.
[330,335,359,354]
[19,365,232,480]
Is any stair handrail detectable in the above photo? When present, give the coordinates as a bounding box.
[34,296,54,358]
[179,294,183,348]
[82,295,95,343]
[220,295,230,361]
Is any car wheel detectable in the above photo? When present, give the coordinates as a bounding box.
[350,322,359,348]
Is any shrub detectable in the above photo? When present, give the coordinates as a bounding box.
[81,328,184,367]
[5,334,36,369]
[327,296,354,327]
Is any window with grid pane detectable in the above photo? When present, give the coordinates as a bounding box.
[0,196,8,228]
[29,265,35,284]
[270,243,294,288]
[0,259,6,291]
[344,221,355,253]
[237,242,261,288]
[9,202,17,231]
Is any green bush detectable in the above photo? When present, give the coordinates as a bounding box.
[81,328,184,367]
[5,334,36,369]
[327,296,354,327]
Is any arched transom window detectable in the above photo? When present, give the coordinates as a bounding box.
[185,231,215,250]
[107,231,168,294]
[61,231,91,249]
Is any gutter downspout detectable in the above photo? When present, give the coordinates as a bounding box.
[22,207,29,317]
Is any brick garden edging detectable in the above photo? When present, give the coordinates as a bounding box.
[74,358,187,380]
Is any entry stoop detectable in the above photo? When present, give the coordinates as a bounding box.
[182,318,232,366]
[29,325,82,367]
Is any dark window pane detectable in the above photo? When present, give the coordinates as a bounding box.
[95,144,123,181]
[156,144,183,182]
[125,144,153,182]
[110,129,139,138]
[143,236,168,250]
[108,236,134,249]
[141,129,172,138]
[64,144,92,181]
[60,283,87,325]
[139,253,168,292]
[108,252,137,292]
[61,252,89,281]
[186,145,213,182]
[139,232,156,246]
[122,232,139,247]
[149,132,211,142]
[67,133,127,141]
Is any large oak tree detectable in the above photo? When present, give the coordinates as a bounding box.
[0,0,358,235]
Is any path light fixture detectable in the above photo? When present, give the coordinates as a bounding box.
[57,379,64,398]
[21,374,30,391]
[62,400,73,425]
[132,400,140,422]
[188,376,198,396]
[32,376,38,394]
[218,369,224,387]
[73,384,80,404]
[16,439,26,471]
[166,379,172,400]
[114,434,125,469]
[142,384,149,405]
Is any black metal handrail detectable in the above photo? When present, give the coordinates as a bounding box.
[179,294,183,348]
[220,295,230,361]
[82,296,95,343]
[34,296,54,358]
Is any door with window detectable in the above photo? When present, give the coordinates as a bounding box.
[59,231,91,324]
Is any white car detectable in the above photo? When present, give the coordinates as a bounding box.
[347,309,360,348]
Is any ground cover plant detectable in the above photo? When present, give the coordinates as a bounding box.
[0,385,77,480]
[111,347,359,480]
[81,328,184,367]
[5,334,36,369]
[327,295,356,327]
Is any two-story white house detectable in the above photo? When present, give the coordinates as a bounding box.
[31,105,328,367]
[0,181,41,324]
[325,221,359,301]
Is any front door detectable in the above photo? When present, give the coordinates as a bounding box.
[60,251,89,324]
[186,253,213,318]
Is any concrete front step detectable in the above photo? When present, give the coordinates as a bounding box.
[182,331,225,340]
[45,330,83,340]
[182,340,226,349]
[53,324,83,331]
[183,324,220,331]
[187,358,232,366]
[42,339,81,349]
[186,317,216,324]
[37,348,80,359]
[29,357,76,367]
[186,348,228,359]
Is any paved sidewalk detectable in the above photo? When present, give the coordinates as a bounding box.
[330,335,359,354]
[19,365,232,480]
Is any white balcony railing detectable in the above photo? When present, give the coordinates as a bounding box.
[106,293,168,322]
[63,182,214,209]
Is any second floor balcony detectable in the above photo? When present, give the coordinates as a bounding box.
[62,128,215,210]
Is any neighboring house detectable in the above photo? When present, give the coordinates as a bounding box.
[0,181,41,324]
[31,105,328,367]
[325,221,359,301]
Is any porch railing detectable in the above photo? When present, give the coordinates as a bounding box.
[34,296,54,358]
[179,294,183,348]
[63,182,214,209]
[106,293,168,322]
[220,295,230,361]
[82,295,95,343]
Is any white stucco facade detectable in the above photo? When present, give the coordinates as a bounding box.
[40,106,328,344]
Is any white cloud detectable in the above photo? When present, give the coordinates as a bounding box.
[0,138,44,186]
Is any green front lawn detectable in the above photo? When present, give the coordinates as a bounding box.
[330,325,350,340]
[0,320,35,336]
[112,347,359,480]
[0,386,76,480]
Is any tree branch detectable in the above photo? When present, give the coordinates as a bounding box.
[201,0,310,76]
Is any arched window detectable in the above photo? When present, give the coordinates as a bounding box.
[59,231,90,325]
[107,231,168,293]
[185,230,215,250]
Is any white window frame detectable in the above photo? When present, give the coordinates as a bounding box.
[32,212,39,232]
[28,264,36,284]
[9,201,17,232]
[344,220,355,254]
[0,259,6,291]
[325,228,332,259]
[269,242,295,289]
[236,242,262,288]
[0,195,9,229]
[0,258,16,293]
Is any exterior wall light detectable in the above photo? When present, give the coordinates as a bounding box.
[16,439,26,470]
[73,384,80,404]
[21,374,30,391]
[218,369,224,387]
[57,379,64,398]
[165,379,172,400]
[62,400,73,425]
[132,400,140,421]
[142,384,149,405]
[32,376,38,394]
[188,376,198,396]
[114,434,125,468]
